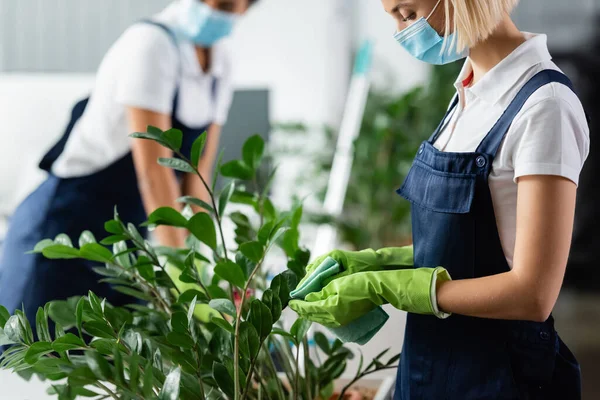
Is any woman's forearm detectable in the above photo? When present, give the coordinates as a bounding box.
[436,270,551,322]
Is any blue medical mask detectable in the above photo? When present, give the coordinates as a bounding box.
[393,0,468,65]
[179,0,237,46]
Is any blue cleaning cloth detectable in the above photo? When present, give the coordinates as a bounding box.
[291,257,389,345]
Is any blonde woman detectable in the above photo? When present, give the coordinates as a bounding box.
[291,1,589,398]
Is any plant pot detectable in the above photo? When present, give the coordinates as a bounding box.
[334,377,395,400]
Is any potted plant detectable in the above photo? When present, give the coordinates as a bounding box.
[0,128,398,399]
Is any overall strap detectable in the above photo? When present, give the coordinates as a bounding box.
[476,69,575,157]
[428,94,459,144]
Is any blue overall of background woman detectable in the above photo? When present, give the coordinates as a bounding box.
[0,0,256,335]
[290,0,590,399]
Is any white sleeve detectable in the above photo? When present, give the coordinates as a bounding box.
[508,94,590,186]
[114,24,179,115]
[213,48,235,126]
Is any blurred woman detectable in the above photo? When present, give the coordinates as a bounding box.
[0,0,257,328]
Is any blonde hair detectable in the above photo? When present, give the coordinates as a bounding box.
[444,0,520,51]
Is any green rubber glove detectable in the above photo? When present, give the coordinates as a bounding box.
[289,267,451,327]
[299,246,414,285]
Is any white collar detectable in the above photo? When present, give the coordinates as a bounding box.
[454,33,552,106]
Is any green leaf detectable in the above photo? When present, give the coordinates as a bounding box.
[85,351,111,380]
[171,312,188,334]
[158,157,194,173]
[190,131,207,168]
[47,300,76,329]
[113,286,152,301]
[214,260,246,289]
[240,241,264,263]
[206,284,229,300]
[127,222,145,243]
[229,190,257,207]
[52,333,86,352]
[35,307,51,342]
[87,291,104,316]
[177,196,214,214]
[15,310,34,344]
[159,367,181,400]
[54,234,73,247]
[130,128,163,143]
[100,234,128,245]
[186,213,217,250]
[171,350,196,375]
[75,298,84,338]
[291,318,312,344]
[72,387,101,398]
[167,332,195,349]
[104,219,124,235]
[261,290,282,323]
[212,150,225,192]
[113,347,125,385]
[248,300,272,340]
[0,306,10,329]
[143,360,155,397]
[238,322,260,360]
[25,342,53,364]
[113,241,132,268]
[41,245,80,260]
[0,327,16,346]
[257,221,274,245]
[89,339,117,355]
[271,328,296,343]
[124,355,141,390]
[153,348,163,373]
[177,289,209,304]
[220,160,253,180]
[54,323,65,339]
[79,243,114,263]
[314,332,331,355]
[187,296,197,327]
[83,321,116,339]
[210,316,234,334]
[213,363,234,399]
[162,128,183,151]
[242,134,265,171]
[147,207,188,227]
[279,228,299,258]
[78,231,96,247]
[218,181,235,217]
[135,256,156,281]
[387,352,401,366]
[208,299,236,317]
[29,239,55,254]
[31,358,69,375]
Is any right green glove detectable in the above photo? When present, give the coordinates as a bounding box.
[289,267,452,327]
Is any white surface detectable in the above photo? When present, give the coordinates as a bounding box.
[0,372,55,400]
[434,33,589,270]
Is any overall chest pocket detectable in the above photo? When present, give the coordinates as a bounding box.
[397,159,477,214]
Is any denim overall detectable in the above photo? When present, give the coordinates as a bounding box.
[0,21,216,332]
[395,70,582,400]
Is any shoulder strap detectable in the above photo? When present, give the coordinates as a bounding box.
[476,69,575,157]
[428,94,459,144]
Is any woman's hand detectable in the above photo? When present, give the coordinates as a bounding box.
[127,106,187,248]
[436,175,577,322]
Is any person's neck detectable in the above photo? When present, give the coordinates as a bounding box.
[195,46,211,73]
[469,15,526,85]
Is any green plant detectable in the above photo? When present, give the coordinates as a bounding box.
[0,128,397,400]
[273,63,461,250]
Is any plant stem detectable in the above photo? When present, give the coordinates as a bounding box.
[337,365,398,400]
[128,235,181,296]
[95,382,119,400]
[294,344,301,400]
[262,342,286,400]
[303,338,311,400]
[175,150,229,262]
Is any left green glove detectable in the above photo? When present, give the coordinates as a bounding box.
[289,267,451,328]
[298,246,414,286]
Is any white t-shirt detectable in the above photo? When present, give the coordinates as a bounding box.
[433,33,590,269]
[52,3,234,178]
